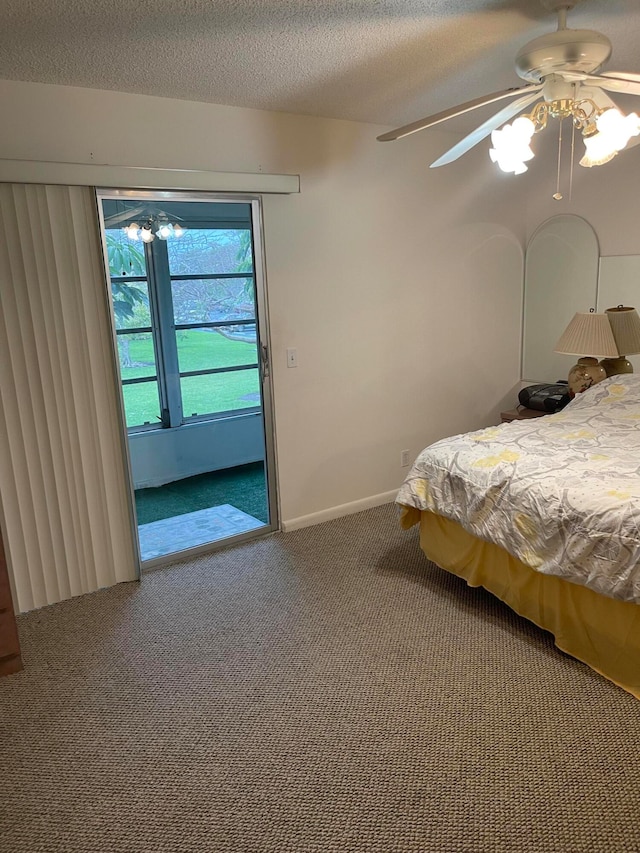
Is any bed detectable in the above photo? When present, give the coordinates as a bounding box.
[396,374,640,699]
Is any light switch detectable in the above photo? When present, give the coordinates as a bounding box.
[286,347,298,368]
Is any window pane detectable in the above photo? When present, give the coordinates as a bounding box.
[167,228,253,276]
[181,369,260,418]
[175,328,258,374]
[171,278,255,325]
[105,229,147,278]
[116,332,158,380]
[106,228,150,332]
[111,281,152,331]
[122,379,161,428]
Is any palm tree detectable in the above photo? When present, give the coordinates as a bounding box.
[106,234,148,367]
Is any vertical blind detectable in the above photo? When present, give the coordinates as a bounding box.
[0,183,138,613]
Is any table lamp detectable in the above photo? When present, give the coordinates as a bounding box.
[600,305,640,376]
[554,309,619,397]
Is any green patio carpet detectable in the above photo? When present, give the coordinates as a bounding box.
[134,462,268,526]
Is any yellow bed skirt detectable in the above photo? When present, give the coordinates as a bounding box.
[400,506,640,700]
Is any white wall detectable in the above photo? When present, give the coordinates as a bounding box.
[0,79,526,528]
[522,134,640,255]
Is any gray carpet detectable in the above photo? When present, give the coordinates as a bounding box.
[1,504,639,853]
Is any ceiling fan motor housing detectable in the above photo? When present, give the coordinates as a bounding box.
[515,29,612,82]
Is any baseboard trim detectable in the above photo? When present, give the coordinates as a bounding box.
[281,489,398,532]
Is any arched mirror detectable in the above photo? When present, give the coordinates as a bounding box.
[522,215,599,382]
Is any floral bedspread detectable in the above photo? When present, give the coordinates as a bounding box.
[396,375,640,604]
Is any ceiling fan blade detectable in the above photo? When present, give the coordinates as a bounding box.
[597,79,640,97]
[376,84,543,142]
[597,74,640,97]
[103,204,147,226]
[429,90,542,168]
[562,71,640,97]
[601,71,640,84]
[559,72,600,84]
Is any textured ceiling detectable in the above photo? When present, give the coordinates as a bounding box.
[2,0,640,132]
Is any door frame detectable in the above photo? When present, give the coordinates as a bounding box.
[95,188,280,571]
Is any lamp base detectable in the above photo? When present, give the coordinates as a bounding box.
[568,357,607,397]
[599,356,634,377]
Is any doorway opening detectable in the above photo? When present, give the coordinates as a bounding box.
[98,190,278,564]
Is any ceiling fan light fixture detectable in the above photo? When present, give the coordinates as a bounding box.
[511,115,537,140]
[120,212,186,241]
[580,108,640,166]
[579,131,619,167]
[490,122,534,152]
[155,221,174,240]
[489,118,535,173]
[596,107,640,149]
[489,146,531,174]
[139,225,155,243]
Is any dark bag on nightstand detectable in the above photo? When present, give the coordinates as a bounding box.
[518,383,571,413]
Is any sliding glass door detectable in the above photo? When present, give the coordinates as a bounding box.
[97,190,278,565]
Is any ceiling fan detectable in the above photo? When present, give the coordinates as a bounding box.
[377,0,640,174]
[103,203,187,242]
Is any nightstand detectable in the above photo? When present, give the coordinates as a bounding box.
[500,407,548,424]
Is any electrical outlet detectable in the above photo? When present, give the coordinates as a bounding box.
[401,449,410,467]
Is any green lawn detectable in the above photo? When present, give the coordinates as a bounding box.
[118,330,260,426]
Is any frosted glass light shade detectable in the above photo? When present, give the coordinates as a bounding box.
[489,118,535,174]
[597,109,640,150]
[579,132,618,167]
[580,110,640,167]
[555,312,619,358]
[156,222,173,240]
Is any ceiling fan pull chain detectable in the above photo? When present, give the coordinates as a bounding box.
[569,119,576,201]
[553,118,564,200]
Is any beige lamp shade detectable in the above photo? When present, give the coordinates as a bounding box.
[599,305,640,377]
[605,306,640,356]
[554,311,619,358]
